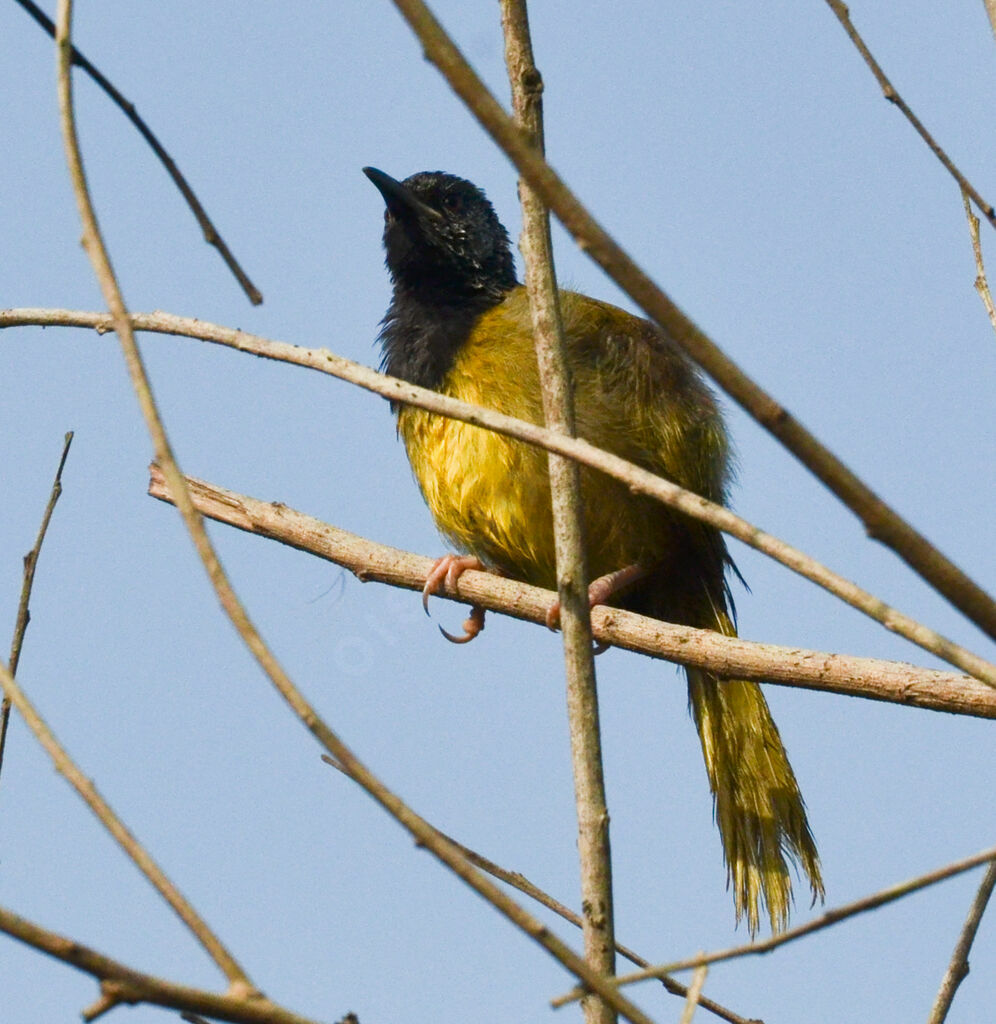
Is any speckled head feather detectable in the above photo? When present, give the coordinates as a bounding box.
[366,168,517,301]
[364,168,518,391]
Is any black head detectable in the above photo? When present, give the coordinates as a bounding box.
[364,167,517,304]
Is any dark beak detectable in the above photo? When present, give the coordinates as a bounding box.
[363,166,441,223]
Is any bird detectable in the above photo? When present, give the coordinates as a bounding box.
[364,165,823,933]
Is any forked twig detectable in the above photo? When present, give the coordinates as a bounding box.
[0,905,322,1024]
[0,656,258,995]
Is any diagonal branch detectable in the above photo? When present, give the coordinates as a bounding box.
[0,430,73,791]
[823,0,996,230]
[383,0,996,643]
[0,656,257,994]
[12,0,262,304]
[677,966,709,1024]
[321,753,756,1024]
[55,0,260,990]
[147,466,996,721]
[553,846,996,1005]
[0,905,323,1024]
[926,859,996,1024]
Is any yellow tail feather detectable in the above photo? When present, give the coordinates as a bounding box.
[687,611,823,934]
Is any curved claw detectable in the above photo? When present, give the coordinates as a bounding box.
[438,605,486,644]
[422,554,487,644]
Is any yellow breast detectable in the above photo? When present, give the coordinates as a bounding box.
[396,288,728,590]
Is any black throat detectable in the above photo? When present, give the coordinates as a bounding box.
[378,285,512,393]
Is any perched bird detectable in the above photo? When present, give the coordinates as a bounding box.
[365,166,823,933]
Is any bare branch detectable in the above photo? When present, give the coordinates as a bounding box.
[554,847,996,1005]
[823,0,996,230]
[12,0,262,304]
[5,307,991,685]
[926,859,996,1024]
[0,656,257,995]
[0,905,324,1024]
[0,431,73,790]
[322,754,757,1024]
[500,6,616,1022]
[148,466,996,721]
[383,0,996,642]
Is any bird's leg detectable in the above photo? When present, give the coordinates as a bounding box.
[422,554,487,644]
[545,561,657,633]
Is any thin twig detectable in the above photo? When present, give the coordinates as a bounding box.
[50,12,655,1019]
[553,846,996,1006]
[926,859,996,1024]
[677,966,708,1024]
[0,657,257,995]
[13,0,262,304]
[0,431,73,791]
[322,754,757,1024]
[10,307,987,684]
[81,989,119,1023]
[6,432,72,677]
[500,6,616,1023]
[961,190,996,334]
[384,0,996,643]
[823,0,996,230]
[0,905,324,1024]
[147,466,996,721]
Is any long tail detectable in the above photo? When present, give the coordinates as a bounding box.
[687,609,823,934]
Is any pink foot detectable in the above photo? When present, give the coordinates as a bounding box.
[545,562,655,649]
[423,554,487,644]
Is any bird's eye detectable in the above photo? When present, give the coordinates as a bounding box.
[440,193,463,214]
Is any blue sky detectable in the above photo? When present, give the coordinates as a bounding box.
[2,3,994,1023]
